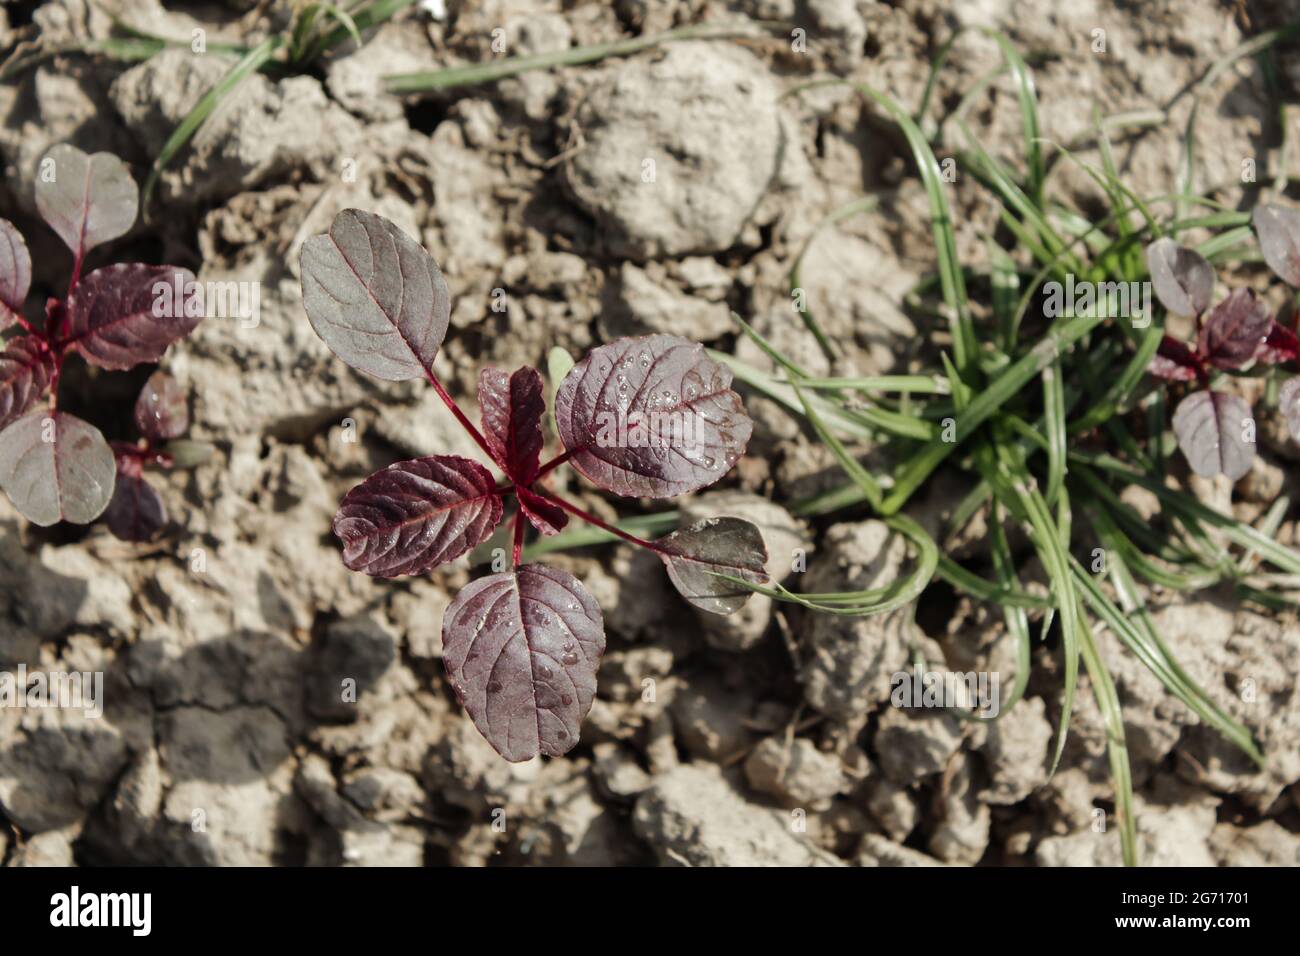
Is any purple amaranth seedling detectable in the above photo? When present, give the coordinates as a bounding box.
[300,209,768,761]
[1144,215,1300,479]
[0,144,203,527]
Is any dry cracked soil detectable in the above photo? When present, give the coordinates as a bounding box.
[0,0,1298,867]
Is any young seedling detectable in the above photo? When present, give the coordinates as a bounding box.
[1145,227,1298,479]
[0,144,202,526]
[104,370,212,542]
[300,209,768,761]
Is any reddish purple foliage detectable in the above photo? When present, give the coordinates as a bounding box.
[300,209,763,761]
[554,334,752,498]
[104,463,167,542]
[442,564,605,762]
[102,372,206,543]
[1148,335,1201,383]
[135,369,190,441]
[1257,321,1300,365]
[34,144,137,263]
[516,486,567,536]
[332,455,504,577]
[0,144,204,527]
[478,365,545,485]
[63,264,202,370]
[1197,289,1271,370]
[0,337,56,431]
[1144,232,1300,480]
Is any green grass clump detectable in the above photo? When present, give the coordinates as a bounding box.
[531,28,1300,866]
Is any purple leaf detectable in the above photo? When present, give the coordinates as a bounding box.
[1280,377,1300,442]
[478,365,545,484]
[0,336,55,431]
[0,218,31,328]
[1197,289,1271,370]
[1172,390,1255,481]
[134,370,189,441]
[34,144,138,260]
[333,454,503,577]
[299,209,450,381]
[655,516,768,615]
[441,564,605,762]
[1252,203,1300,286]
[516,487,568,536]
[104,466,166,541]
[1146,237,1213,316]
[554,334,753,498]
[63,264,202,370]
[0,409,115,525]
[1148,335,1201,382]
[1257,321,1300,365]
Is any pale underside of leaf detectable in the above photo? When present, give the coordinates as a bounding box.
[34,144,139,259]
[1172,390,1254,481]
[554,334,753,498]
[299,208,450,381]
[1145,237,1213,316]
[333,454,503,577]
[1252,203,1300,287]
[656,516,769,615]
[63,264,202,370]
[1279,377,1300,441]
[441,564,605,762]
[0,409,115,525]
[0,217,32,327]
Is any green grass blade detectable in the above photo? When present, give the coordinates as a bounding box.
[985,500,1033,715]
[790,80,978,372]
[385,22,767,92]
[984,30,1045,205]
[789,375,950,394]
[1042,360,1066,506]
[141,37,285,208]
[303,0,418,63]
[1071,555,1264,767]
[882,313,1104,514]
[999,454,1079,776]
[711,348,884,442]
[1076,615,1138,866]
[914,30,963,133]
[790,382,884,510]
[1074,451,1300,576]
